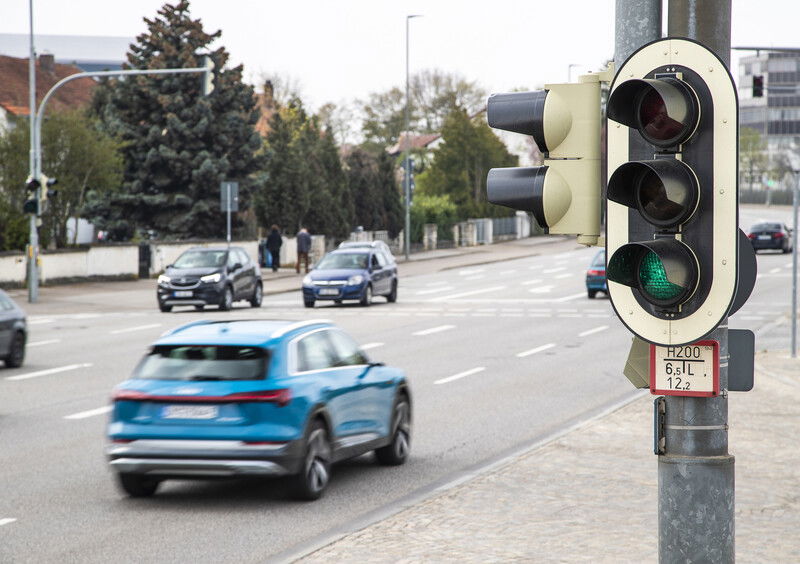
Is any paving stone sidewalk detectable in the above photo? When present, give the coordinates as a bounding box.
[299,351,800,563]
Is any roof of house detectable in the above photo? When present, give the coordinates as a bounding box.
[0,54,97,117]
[386,132,442,156]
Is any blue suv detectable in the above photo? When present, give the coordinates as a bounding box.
[302,248,398,308]
[106,319,411,500]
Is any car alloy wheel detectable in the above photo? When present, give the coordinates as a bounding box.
[360,285,372,307]
[251,283,263,308]
[5,331,25,368]
[292,421,332,500]
[387,280,398,303]
[375,396,411,466]
[220,286,233,311]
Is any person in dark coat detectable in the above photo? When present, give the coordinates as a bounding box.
[266,225,282,272]
[296,227,312,274]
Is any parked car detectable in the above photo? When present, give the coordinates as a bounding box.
[586,249,607,299]
[747,222,793,253]
[338,240,396,265]
[157,246,262,312]
[0,289,26,368]
[302,248,398,308]
[106,319,412,500]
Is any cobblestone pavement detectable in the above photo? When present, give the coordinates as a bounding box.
[298,351,800,563]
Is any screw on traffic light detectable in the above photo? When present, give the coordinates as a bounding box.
[605,38,739,346]
[485,73,603,246]
[752,74,764,98]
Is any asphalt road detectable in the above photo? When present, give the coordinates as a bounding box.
[1,206,796,563]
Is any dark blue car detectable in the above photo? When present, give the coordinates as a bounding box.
[107,319,412,500]
[586,249,607,299]
[302,248,398,308]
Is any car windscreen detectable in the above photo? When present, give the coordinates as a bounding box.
[591,251,606,267]
[751,223,780,232]
[133,345,269,381]
[316,253,368,270]
[173,250,227,268]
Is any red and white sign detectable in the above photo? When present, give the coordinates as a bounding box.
[650,340,720,397]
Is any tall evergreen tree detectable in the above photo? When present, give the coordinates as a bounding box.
[87,1,262,240]
[345,148,403,238]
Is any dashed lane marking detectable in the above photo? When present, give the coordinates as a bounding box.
[428,286,506,302]
[434,366,485,385]
[579,325,609,337]
[543,267,566,274]
[26,339,61,347]
[415,286,455,296]
[412,325,456,336]
[64,406,112,420]
[6,363,93,381]
[516,343,556,358]
[0,519,16,527]
[110,323,163,335]
[360,342,384,350]
[28,319,54,325]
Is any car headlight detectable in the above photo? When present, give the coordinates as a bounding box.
[157,274,170,284]
[302,275,313,286]
[201,272,221,283]
[348,275,364,286]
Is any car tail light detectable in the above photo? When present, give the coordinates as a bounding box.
[112,388,292,407]
[747,233,756,239]
[773,232,784,239]
[111,438,134,444]
[587,269,604,276]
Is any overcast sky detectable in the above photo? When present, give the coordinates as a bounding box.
[1,1,798,111]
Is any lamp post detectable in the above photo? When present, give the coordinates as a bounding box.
[404,14,422,261]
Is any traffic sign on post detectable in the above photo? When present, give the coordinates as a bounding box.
[485,73,604,246]
[605,38,739,346]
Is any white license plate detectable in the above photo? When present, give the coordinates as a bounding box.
[651,341,719,397]
[757,235,771,240]
[319,288,340,296]
[162,405,218,419]
[174,290,193,298]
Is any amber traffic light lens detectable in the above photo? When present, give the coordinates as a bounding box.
[639,89,685,144]
[636,168,689,224]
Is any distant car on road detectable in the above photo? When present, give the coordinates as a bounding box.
[0,289,26,368]
[747,222,793,254]
[106,319,412,500]
[157,246,262,312]
[302,248,398,308]
[338,240,396,265]
[585,249,607,299]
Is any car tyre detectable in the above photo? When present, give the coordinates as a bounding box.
[386,280,398,303]
[375,394,411,466]
[5,331,25,368]
[194,305,205,311]
[587,290,597,299]
[291,420,332,501]
[159,303,173,312]
[250,283,263,308]
[360,284,372,307]
[219,286,233,311]
[304,299,315,308]
[117,473,160,498]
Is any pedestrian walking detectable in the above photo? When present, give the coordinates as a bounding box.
[266,225,282,272]
[296,227,312,274]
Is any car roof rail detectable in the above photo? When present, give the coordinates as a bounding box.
[271,319,332,339]
[159,319,215,337]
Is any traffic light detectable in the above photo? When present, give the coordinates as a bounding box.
[486,73,603,246]
[752,74,764,98]
[201,55,215,96]
[606,38,739,346]
[23,176,40,215]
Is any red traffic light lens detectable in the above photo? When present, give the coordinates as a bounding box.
[639,89,685,146]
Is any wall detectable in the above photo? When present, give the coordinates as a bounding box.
[0,245,138,287]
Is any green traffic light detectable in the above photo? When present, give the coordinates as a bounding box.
[639,251,683,301]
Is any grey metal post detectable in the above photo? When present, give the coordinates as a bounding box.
[404,15,421,261]
[663,2,734,562]
[226,183,232,248]
[27,0,38,303]
[792,171,798,358]
[614,0,662,67]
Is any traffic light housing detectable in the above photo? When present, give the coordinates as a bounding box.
[606,38,739,345]
[486,73,602,246]
[752,74,764,98]
[201,55,215,96]
[23,177,40,215]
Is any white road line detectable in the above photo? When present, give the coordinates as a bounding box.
[0,518,16,527]
[528,286,554,294]
[416,286,455,296]
[110,323,163,335]
[516,343,556,358]
[558,314,582,318]
[499,269,517,275]
[521,279,543,285]
[360,342,384,350]
[413,325,455,336]
[785,262,793,268]
[543,267,566,274]
[555,273,572,279]
[435,366,485,385]
[554,292,587,302]
[529,313,552,317]
[64,406,112,420]
[458,268,485,276]
[464,275,485,281]
[26,339,61,347]
[770,267,781,274]
[425,281,449,286]
[6,363,93,381]
[579,325,609,337]
[28,318,54,325]
[428,286,506,302]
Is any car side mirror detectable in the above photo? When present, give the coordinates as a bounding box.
[165,264,173,269]
[230,262,242,272]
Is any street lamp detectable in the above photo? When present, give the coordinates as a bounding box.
[404,14,422,261]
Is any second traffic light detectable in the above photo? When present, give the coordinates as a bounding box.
[486,74,602,246]
[605,38,739,345]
